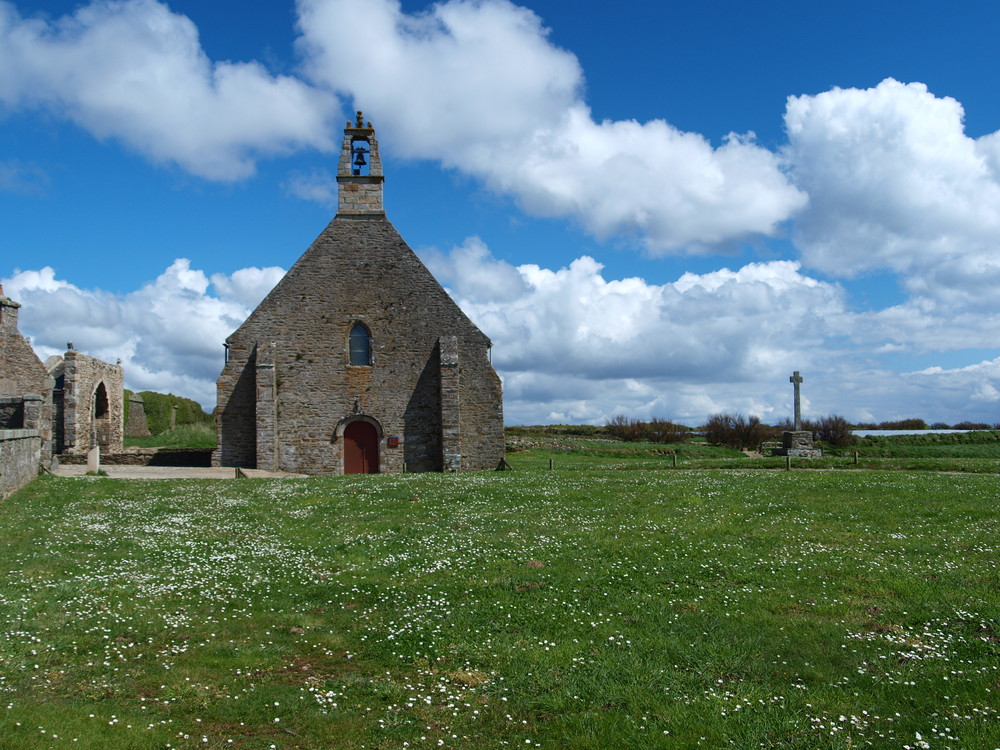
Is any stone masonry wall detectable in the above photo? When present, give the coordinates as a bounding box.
[0,290,53,461]
[125,393,152,437]
[216,215,504,474]
[61,352,124,455]
[0,429,41,500]
[214,344,258,467]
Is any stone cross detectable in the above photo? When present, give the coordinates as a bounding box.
[789,371,804,431]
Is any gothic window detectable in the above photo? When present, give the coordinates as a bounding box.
[349,322,372,366]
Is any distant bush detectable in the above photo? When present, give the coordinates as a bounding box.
[506,424,605,438]
[815,414,856,447]
[877,418,928,430]
[138,391,213,435]
[703,412,775,450]
[647,418,689,444]
[951,421,990,430]
[605,415,650,442]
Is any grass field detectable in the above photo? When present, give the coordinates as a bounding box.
[124,423,217,450]
[1,458,998,748]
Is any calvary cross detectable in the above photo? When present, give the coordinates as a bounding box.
[789,371,803,431]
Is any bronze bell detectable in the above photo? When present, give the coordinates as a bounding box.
[353,148,368,167]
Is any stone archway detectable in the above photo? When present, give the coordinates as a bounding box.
[92,381,111,449]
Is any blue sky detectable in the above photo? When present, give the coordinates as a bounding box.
[3,0,1000,426]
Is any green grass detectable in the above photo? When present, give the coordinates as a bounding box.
[124,422,217,450]
[832,431,1000,459]
[1,461,998,748]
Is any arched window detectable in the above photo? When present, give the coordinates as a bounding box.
[349,323,371,366]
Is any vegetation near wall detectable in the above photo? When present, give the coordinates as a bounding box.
[702,412,779,450]
[136,391,213,435]
[605,415,690,443]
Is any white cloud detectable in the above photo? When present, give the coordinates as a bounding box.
[786,79,1000,308]
[0,0,336,179]
[419,236,527,303]
[418,239,1000,425]
[283,168,339,209]
[424,238,851,422]
[296,0,583,152]
[297,0,806,251]
[209,266,286,309]
[3,260,284,407]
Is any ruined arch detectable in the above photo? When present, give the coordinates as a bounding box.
[92,381,111,449]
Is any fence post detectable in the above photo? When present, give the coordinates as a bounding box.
[549,458,554,471]
[786,455,792,471]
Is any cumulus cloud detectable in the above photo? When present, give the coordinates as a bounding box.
[4,260,285,406]
[296,0,806,251]
[420,238,1000,425]
[0,0,336,179]
[786,79,1000,307]
[421,238,853,422]
[283,168,339,209]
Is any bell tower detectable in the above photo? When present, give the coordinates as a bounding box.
[337,111,384,216]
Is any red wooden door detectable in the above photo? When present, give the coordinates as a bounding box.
[344,421,379,474]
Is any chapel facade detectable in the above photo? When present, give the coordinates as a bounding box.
[213,113,504,474]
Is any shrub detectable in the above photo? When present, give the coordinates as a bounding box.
[647,418,689,444]
[815,414,856,447]
[952,421,990,430]
[702,412,774,450]
[605,415,650,442]
[878,418,927,430]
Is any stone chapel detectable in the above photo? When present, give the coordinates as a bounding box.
[213,113,505,474]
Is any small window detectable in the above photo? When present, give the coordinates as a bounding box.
[349,323,371,365]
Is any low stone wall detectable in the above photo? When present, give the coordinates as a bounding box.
[0,429,41,500]
[58,448,213,467]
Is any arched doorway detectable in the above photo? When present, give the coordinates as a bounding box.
[92,382,111,449]
[344,421,379,474]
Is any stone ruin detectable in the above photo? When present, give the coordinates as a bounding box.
[125,393,152,437]
[46,349,124,456]
[0,284,125,496]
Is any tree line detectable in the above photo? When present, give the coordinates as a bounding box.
[605,413,999,451]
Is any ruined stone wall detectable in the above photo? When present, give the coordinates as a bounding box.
[60,352,124,455]
[0,429,41,500]
[125,393,152,437]
[216,215,504,474]
[0,292,53,461]
[0,299,50,399]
